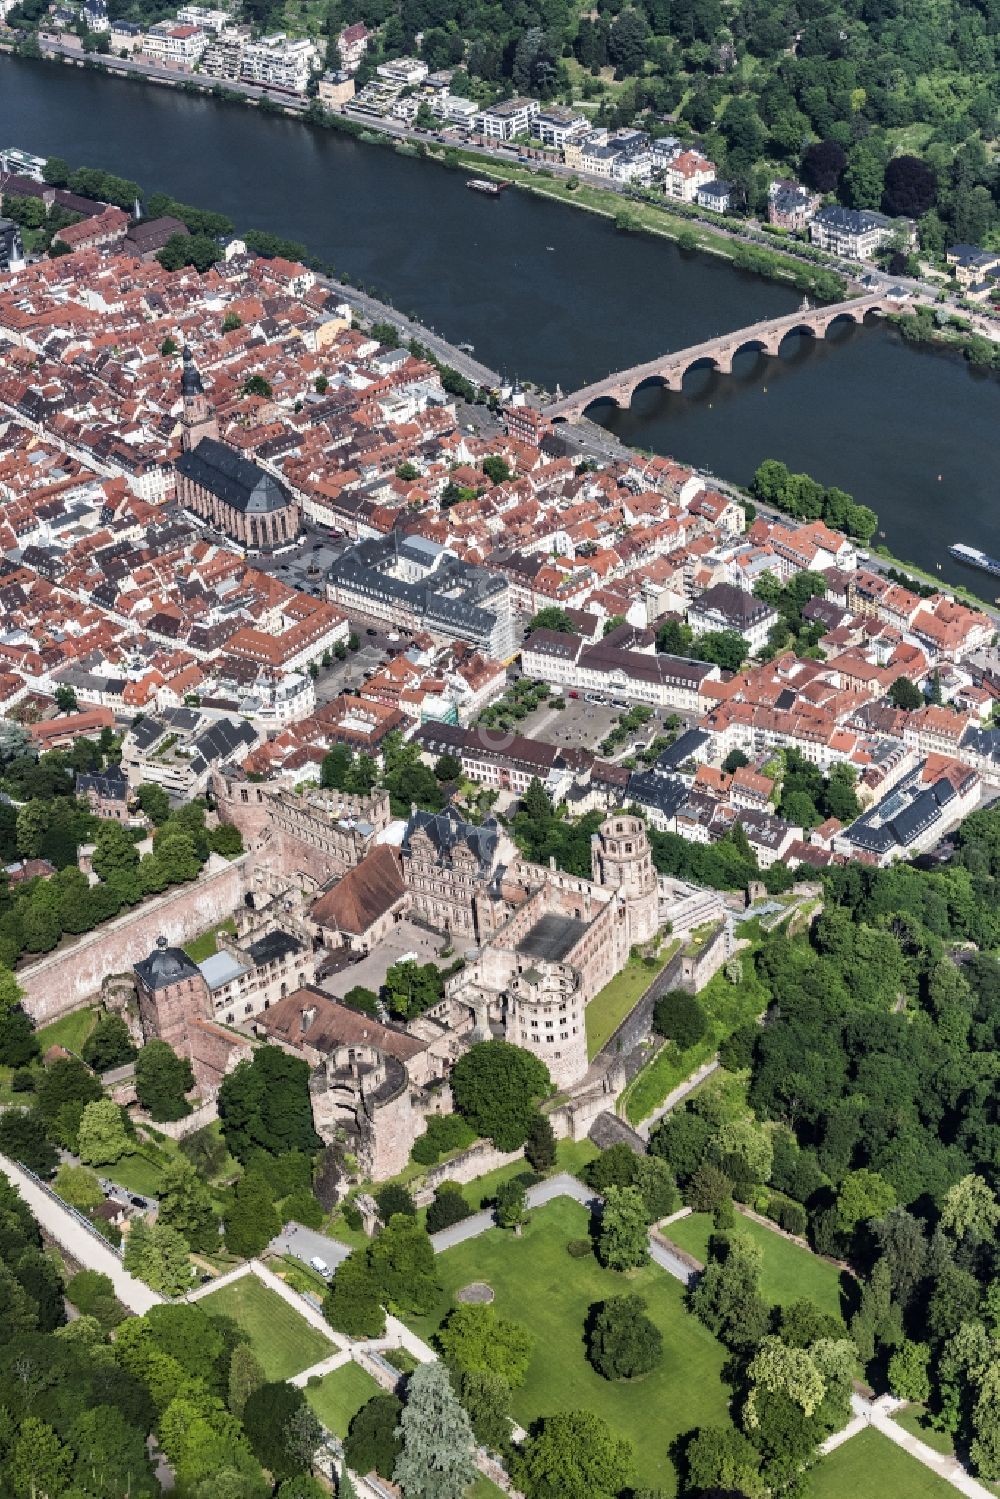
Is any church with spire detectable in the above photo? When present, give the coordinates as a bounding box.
[174,348,301,552]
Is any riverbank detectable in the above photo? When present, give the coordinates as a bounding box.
[422,146,849,304]
[10,40,849,306]
[888,306,1000,369]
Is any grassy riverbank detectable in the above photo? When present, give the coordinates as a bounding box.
[428,145,847,302]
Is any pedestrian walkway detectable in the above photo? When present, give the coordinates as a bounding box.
[0,1151,162,1314]
[289,1348,352,1388]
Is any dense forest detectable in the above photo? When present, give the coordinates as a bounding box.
[647,800,1000,1488]
[305,0,1000,245]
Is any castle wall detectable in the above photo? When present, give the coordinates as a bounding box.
[18,856,253,1024]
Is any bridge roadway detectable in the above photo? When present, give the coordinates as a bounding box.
[547,291,912,419]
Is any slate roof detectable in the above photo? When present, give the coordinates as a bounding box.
[402,804,499,874]
[176,437,292,515]
[135,938,200,992]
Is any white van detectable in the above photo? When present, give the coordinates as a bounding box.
[309,1255,332,1279]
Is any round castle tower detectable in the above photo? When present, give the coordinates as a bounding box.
[591,814,659,946]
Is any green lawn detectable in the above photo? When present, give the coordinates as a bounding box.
[406,1197,731,1495]
[808,1429,957,1498]
[104,1152,166,1199]
[666,1212,846,1322]
[621,955,769,1126]
[585,942,679,1060]
[202,1273,334,1380]
[36,1006,97,1056]
[891,1405,957,1458]
[305,1360,381,1437]
[183,917,237,964]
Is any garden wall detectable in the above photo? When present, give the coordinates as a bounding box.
[18,855,253,1024]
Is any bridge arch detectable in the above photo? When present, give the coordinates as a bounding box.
[676,354,725,387]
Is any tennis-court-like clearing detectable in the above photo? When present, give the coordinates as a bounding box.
[201,1273,333,1379]
[407,1196,730,1495]
[666,1210,847,1321]
[808,1429,957,1498]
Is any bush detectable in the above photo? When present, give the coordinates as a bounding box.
[342,1202,363,1232]
[410,1113,476,1166]
[11,1069,35,1092]
[567,1237,593,1258]
[426,1185,472,1234]
[768,1193,807,1237]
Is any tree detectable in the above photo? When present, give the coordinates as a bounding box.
[587,1294,662,1380]
[434,754,462,783]
[224,1172,281,1258]
[514,1410,633,1499]
[608,6,650,74]
[689,1234,770,1352]
[345,1394,403,1480]
[482,455,511,485]
[526,607,573,635]
[228,1343,267,1419]
[688,1426,764,1497]
[217,1046,319,1162]
[941,1174,1000,1242]
[323,1249,385,1338]
[77,1098,133,1166]
[369,1215,440,1317]
[243,1382,319,1482]
[495,1178,527,1233]
[836,1168,897,1234]
[157,232,222,272]
[383,961,444,1022]
[524,1111,556,1171]
[82,1012,136,1072]
[158,1157,219,1252]
[438,1304,534,1387]
[883,154,937,218]
[888,676,923,711]
[242,373,273,399]
[123,1219,193,1296]
[450,1041,550,1150]
[652,989,708,1049]
[7,1417,72,1499]
[135,1038,194,1121]
[458,1369,512,1452]
[136,783,171,825]
[54,1162,104,1210]
[426,1184,472,1233]
[888,1339,931,1403]
[65,1268,123,1330]
[222,310,242,332]
[375,1182,417,1223]
[0,1006,39,1069]
[598,1185,649,1271]
[0,1108,57,1176]
[393,1360,477,1499]
[53,683,78,713]
[91,821,140,884]
[801,139,846,193]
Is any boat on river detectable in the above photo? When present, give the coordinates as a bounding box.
[466,178,508,195]
[949,542,1000,578]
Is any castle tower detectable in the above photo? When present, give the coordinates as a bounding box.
[180,347,219,452]
[133,935,212,1054]
[505,961,588,1090]
[591,814,659,946]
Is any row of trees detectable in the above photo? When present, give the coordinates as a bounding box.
[750,460,879,543]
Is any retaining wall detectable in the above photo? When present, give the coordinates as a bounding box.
[18,855,253,1023]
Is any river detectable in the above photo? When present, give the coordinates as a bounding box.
[0,55,997,589]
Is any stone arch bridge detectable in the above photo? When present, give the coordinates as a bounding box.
[547,293,910,419]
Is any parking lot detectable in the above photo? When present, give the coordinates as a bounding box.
[516,694,689,757]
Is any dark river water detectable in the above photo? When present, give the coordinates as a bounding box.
[0,55,997,587]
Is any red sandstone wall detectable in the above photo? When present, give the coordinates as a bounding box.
[19,856,254,1024]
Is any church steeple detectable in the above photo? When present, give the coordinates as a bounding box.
[180,347,218,452]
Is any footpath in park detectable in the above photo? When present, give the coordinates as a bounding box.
[0,1150,163,1313]
[3,1150,991,1499]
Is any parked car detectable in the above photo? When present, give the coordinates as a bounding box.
[309,1256,332,1279]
